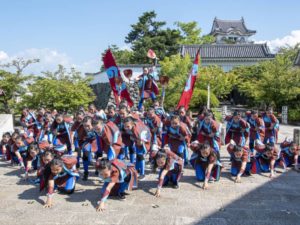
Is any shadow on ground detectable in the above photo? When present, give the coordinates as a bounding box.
[194,169,300,225]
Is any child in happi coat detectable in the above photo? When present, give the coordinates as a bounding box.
[37,112,54,143]
[20,108,37,137]
[254,141,286,178]
[34,108,46,141]
[153,147,183,197]
[42,156,79,208]
[144,107,163,152]
[197,112,221,153]
[71,111,85,168]
[178,106,193,131]
[81,116,99,180]
[245,110,265,153]
[86,103,98,118]
[153,100,166,121]
[92,118,122,160]
[123,116,151,180]
[13,134,34,169]
[9,132,20,165]
[0,132,12,161]
[164,115,191,166]
[37,150,54,189]
[261,108,279,145]
[106,105,121,123]
[116,105,135,162]
[227,141,256,183]
[280,139,300,171]
[190,142,222,189]
[136,67,159,111]
[24,144,41,181]
[225,111,249,147]
[51,114,73,154]
[95,158,138,212]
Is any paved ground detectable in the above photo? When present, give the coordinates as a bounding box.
[0,125,300,225]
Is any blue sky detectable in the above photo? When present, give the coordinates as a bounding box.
[0,0,300,74]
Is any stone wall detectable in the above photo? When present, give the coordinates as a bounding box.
[90,82,140,110]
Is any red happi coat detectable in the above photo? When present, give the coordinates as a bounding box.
[71,121,87,148]
[255,144,279,161]
[138,74,159,99]
[20,112,36,135]
[157,150,183,187]
[193,147,218,168]
[104,159,138,195]
[0,139,13,160]
[180,115,193,131]
[225,117,249,145]
[262,113,278,139]
[245,113,265,141]
[280,140,299,165]
[31,114,44,138]
[197,119,220,147]
[165,122,191,153]
[47,156,78,193]
[99,121,122,156]
[129,121,152,152]
[227,145,249,169]
[50,120,72,147]
[116,113,142,148]
[164,150,184,170]
[146,114,162,147]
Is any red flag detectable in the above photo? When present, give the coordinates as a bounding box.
[147,49,157,59]
[102,49,133,107]
[177,49,200,110]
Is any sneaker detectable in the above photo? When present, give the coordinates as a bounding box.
[19,162,25,170]
[118,192,126,200]
[82,172,89,181]
[230,139,236,146]
[244,171,252,176]
[138,175,146,180]
[208,177,216,183]
[173,184,179,189]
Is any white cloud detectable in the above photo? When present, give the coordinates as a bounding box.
[0,48,100,75]
[0,51,8,61]
[256,30,300,53]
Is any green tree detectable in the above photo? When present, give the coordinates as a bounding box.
[197,65,236,100]
[233,45,300,110]
[257,51,300,110]
[175,21,215,45]
[0,70,31,113]
[0,58,39,113]
[106,45,134,65]
[232,64,266,106]
[19,65,95,112]
[0,58,40,75]
[160,54,219,110]
[125,11,181,63]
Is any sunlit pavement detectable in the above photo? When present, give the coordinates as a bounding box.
[0,125,299,225]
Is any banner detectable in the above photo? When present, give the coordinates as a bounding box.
[102,49,133,107]
[177,49,200,110]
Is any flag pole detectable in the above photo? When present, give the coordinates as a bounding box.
[207,83,210,109]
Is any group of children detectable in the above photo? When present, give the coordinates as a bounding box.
[0,102,299,212]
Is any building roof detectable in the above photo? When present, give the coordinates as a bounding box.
[179,43,275,61]
[210,17,256,36]
[294,50,300,66]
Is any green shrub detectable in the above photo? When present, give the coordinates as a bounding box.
[288,108,300,122]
